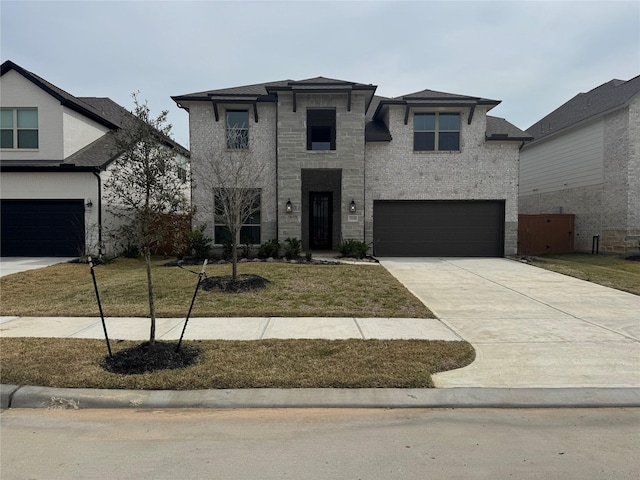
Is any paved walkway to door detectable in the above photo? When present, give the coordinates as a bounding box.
[379,258,640,388]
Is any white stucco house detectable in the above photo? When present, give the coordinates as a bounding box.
[173,77,530,257]
[520,75,640,253]
[0,60,189,257]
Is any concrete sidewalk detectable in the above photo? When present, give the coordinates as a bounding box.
[0,316,461,341]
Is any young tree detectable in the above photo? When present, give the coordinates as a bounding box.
[203,126,266,281]
[105,92,190,344]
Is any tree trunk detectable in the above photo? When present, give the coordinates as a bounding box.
[232,228,239,282]
[145,249,156,344]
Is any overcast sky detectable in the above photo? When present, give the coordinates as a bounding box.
[2,0,638,148]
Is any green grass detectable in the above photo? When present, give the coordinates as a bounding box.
[528,253,640,295]
[0,258,434,318]
[0,337,475,389]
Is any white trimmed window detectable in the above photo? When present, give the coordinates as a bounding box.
[1,108,39,149]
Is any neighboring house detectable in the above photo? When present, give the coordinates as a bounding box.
[519,76,640,253]
[173,77,530,257]
[0,60,189,257]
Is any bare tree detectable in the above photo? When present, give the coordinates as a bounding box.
[202,126,266,281]
[104,92,190,344]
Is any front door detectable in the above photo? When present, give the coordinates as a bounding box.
[309,192,332,249]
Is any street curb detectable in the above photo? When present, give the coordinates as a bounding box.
[3,384,639,409]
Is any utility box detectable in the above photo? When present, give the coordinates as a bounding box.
[518,214,575,255]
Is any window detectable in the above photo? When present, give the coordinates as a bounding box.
[307,109,336,150]
[1,108,39,149]
[226,110,249,149]
[214,188,261,244]
[414,112,460,151]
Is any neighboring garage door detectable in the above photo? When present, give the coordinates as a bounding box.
[1,200,85,256]
[373,200,505,257]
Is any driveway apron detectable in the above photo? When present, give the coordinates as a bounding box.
[379,258,640,388]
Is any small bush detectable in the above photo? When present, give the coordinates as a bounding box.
[337,239,370,259]
[305,250,313,262]
[284,237,302,260]
[258,239,281,259]
[121,243,140,258]
[186,226,212,258]
[241,243,251,259]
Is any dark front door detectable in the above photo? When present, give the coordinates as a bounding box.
[309,192,333,249]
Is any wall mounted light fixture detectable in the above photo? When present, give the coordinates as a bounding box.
[349,199,356,213]
[286,199,293,213]
[86,199,93,208]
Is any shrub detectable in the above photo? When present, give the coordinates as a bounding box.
[186,226,212,258]
[121,243,140,258]
[284,237,302,260]
[258,239,281,259]
[337,239,370,259]
[305,250,313,262]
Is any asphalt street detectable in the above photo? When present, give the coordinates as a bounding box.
[1,408,638,479]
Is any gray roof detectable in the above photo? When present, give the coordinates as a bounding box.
[486,116,532,141]
[1,61,188,171]
[526,75,640,141]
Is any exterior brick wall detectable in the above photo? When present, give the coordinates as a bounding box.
[365,105,520,255]
[187,101,277,243]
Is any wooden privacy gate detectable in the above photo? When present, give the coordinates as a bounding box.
[518,214,575,255]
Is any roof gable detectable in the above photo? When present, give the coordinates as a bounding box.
[1,60,120,130]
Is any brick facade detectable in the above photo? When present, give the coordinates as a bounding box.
[176,78,525,256]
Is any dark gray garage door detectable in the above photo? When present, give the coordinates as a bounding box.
[1,200,85,256]
[373,200,505,257]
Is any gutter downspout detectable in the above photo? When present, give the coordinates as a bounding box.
[92,170,103,258]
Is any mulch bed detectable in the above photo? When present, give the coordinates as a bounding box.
[101,341,201,375]
[201,274,270,292]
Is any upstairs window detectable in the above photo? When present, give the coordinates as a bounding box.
[226,110,249,149]
[1,108,39,149]
[414,112,460,152]
[307,109,336,150]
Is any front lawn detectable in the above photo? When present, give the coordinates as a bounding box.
[0,337,474,389]
[526,253,640,295]
[0,258,434,318]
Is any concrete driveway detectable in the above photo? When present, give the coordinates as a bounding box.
[379,257,640,388]
[0,257,77,277]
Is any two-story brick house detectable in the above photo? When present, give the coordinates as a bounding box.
[173,77,529,257]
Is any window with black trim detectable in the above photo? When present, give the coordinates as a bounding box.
[213,188,261,244]
[307,109,336,150]
[1,108,39,149]
[226,110,249,149]
[414,112,460,151]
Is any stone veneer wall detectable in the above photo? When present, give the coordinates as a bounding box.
[187,101,277,243]
[365,105,520,256]
[276,92,366,247]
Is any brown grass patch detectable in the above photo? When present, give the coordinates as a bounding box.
[0,337,474,389]
[0,258,434,318]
